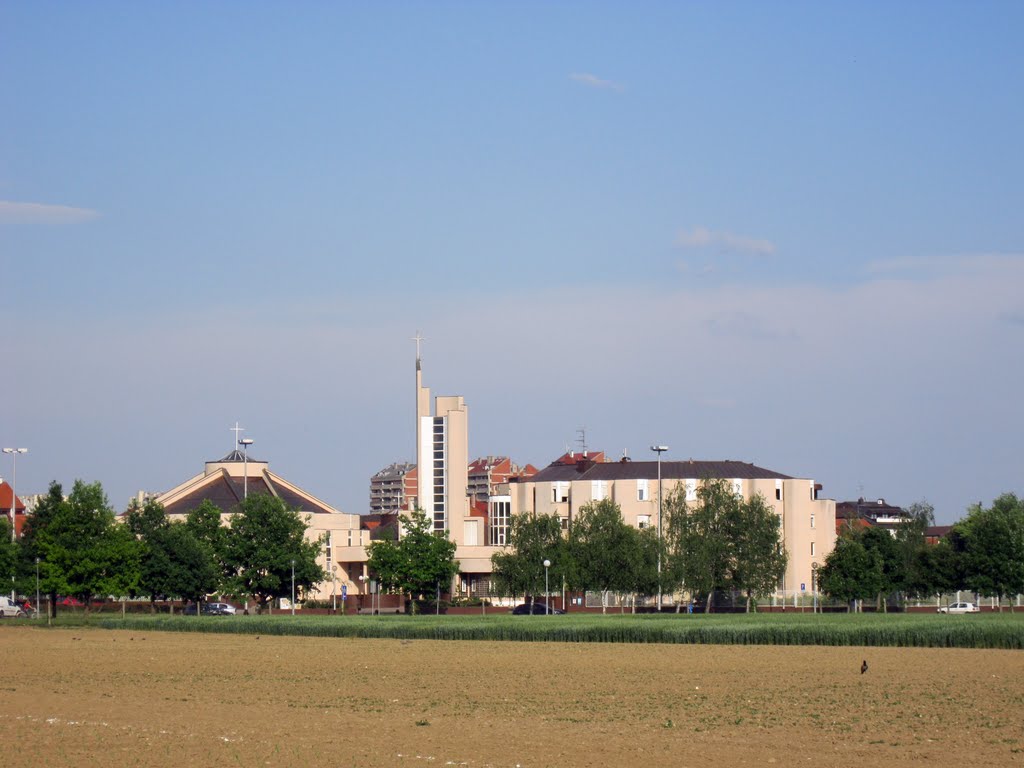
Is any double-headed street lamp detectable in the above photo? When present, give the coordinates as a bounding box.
[291,558,296,616]
[650,445,669,612]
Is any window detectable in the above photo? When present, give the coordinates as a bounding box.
[489,498,511,546]
[637,479,649,502]
[552,482,569,503]
[591,480,608,501]
[810,513,815,529]
[731,479,743,497]
[685,479,697,502]
[637,514,651,530]
[775,480,783,501]
[810,542,816,557]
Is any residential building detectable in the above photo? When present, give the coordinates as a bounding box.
[835,498,909,534]
[508,453,837,604]
[369,462,416,514]
[467,456,537,502]
[0,480,26,537]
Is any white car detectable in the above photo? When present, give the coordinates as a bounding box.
[0,596,27,618]
[938,601,980,614]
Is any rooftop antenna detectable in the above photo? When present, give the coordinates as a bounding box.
[576,427,587,456]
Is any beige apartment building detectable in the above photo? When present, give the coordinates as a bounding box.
[502,453,836,604]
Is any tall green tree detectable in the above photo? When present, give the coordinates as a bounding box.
[622,525,663,613]
[663,479,737,612]
[125,498,220,611]
[566,499,640,613]
[23,481,141,613]
[730,492,788,612]
[153,523,221,608]
[960,494,1024,609]
[665,479,791,612]
[366,507,459,614]
[185,499,232,591]
[860,526,904,612]
[817,530,884,611]
[0,518,16,600]
[490,512,565,606]
[892,501,935,602]
[907,536,962,600]
[224,494,326,613]
[18,482,65,617]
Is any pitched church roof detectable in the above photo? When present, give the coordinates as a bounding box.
[157,452,340,517]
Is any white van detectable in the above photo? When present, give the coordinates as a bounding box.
[0,596,26,618]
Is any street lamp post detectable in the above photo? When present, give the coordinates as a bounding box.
[35,557,40,620]
[359,574,366,613]
[291,559,296,616]
[543,559,551,615]
[650,445,668,611]
[239,438,254,499]
[812,562,819,614]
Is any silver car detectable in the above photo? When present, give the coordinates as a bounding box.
[938,601,980,614]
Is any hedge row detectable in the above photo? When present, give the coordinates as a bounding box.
[87,612,1024,650]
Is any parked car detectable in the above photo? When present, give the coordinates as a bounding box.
[0,596,27,618]
[938,602,980,614]
[57,596,84,607]
[511,601,564,615]
[183,602,237,616]
[205,602,237,616]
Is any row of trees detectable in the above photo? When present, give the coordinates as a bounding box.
[819,494,1024,610]
[1,480,325,616]
[490,479,788,612]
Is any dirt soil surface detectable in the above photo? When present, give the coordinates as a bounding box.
[2,625,1022,767]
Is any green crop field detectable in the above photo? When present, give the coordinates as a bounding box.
[69,610,1024,649]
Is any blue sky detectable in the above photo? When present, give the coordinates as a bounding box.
[2,3,1022,524]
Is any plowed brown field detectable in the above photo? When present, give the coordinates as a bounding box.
[2,626,1022,767]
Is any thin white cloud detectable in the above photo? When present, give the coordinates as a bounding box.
[675,226,776,255]
[569,72,624,92]
[0,200,100,224]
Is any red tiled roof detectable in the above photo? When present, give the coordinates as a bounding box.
[0,482,26,513]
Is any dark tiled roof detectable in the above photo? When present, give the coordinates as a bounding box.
[529,459,793,483]
[164,474,242,515]
[163,472,333,516]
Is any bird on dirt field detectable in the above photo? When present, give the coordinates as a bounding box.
[861,660,868,674]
